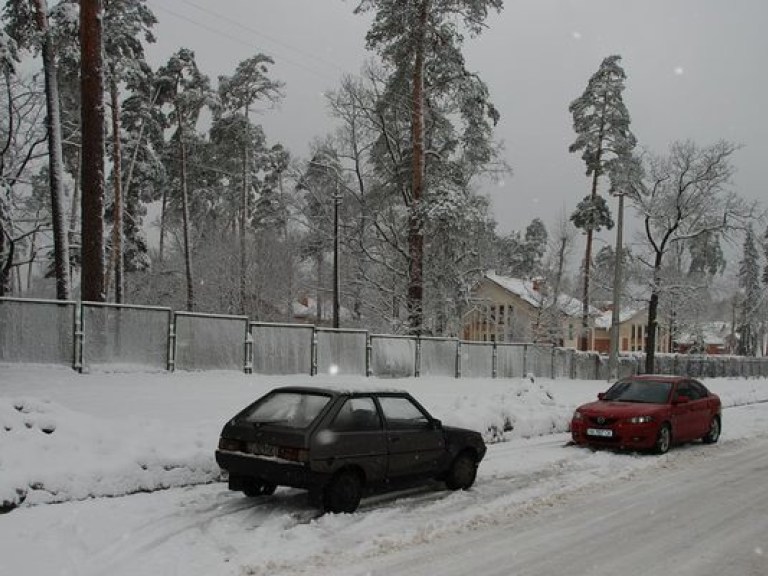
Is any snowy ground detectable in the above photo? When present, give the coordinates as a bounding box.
[1,364,768,575]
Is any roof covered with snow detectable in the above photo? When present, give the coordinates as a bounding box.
[483,272,597,317]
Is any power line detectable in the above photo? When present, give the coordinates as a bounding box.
[177,0,346,76]
[152,4,332,82]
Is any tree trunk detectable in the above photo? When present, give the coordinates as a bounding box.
[407,0,429,335]
[79,0,105,302]
[105,76,124,302]
[178,121,194,311]
[579,96,608,350]
[644,252,664,373]
[158,185,167,264]
[239,103,250,314]
[33,0,71,300]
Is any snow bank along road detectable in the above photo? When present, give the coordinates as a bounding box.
[1,367,768,575]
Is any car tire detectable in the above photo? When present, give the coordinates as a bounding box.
[242,480,277,497]
[654,424,672,455]
[445,451,478,490]
[323,471,362,514]
[702,416,721,444]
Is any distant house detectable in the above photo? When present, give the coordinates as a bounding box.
[461,272,593,348]
[592,308,671,354]
[673,321,735,355]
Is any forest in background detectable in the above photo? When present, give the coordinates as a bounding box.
[0,0,766,357]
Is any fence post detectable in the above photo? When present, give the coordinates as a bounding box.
[456,340,462,378]
[73,302,84,373]
[311,327,318,376]
[244,330,253,374]
[550,345,555,379]
[522,344,528,378]
[167,317,176,372]
[365,334,372,377]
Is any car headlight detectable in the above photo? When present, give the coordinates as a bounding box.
[626,415,654,424]
[573,410,584,421]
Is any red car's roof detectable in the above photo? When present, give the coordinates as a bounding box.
[624,374,688,383]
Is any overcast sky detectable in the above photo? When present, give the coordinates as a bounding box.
[145,0,767,238]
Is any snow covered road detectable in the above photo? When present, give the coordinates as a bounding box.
[2,401,768,576]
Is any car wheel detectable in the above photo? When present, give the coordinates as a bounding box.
[323,471,362,514]
[445,451,478,490]
[242,480,277,497]
[702,416,721,444]
[654,424,671,455]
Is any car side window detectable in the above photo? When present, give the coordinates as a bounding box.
[331,397,381,432]
[674,382,690,400]
[378,396,431,430]
[689,381,708,400]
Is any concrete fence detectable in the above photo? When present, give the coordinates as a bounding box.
[2,297,768,380]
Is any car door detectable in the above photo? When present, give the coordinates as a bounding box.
[687,380,714,438]
[671,381,699,441]
[377,394,445,479]
[319,396,388,482]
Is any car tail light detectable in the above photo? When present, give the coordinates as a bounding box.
[276,446,309,462]
[218,438,244,452]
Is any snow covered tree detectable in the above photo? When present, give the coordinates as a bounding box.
[569,54,635,349]
[738,226,762,356]
[217,54,283,312]
[630,140,755,371]
[495,218,548,279]
[4,0,72,299]
[101,0,156,303]
[155,48,216,311]
[354,0,504,334]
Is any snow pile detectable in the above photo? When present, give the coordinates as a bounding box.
[0,395,220,511]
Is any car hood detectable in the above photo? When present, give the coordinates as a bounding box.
[576,401,667,418]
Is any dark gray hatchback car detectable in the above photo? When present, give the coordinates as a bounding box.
[215,386,487,513]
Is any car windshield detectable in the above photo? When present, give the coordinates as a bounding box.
[602,380,672,404]
[238,391,331,429]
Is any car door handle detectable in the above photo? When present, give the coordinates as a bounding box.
[390,437,400,443]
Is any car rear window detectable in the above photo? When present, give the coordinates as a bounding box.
[603,380,672,404]
[238,391,331,428]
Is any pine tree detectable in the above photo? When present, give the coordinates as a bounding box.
[155,49,216,311]
[568,54,635,349]
[217,54,283,313]
[354,0,504,334]
[738,226,762,356]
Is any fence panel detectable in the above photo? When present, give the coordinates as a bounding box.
[250,323,313,375]
[525,345,554,379]
[0,298,75,366]
[461,342,493,378]
[174,312,247,371]
[316,329,367,376]
[419,337,458,377]
[81,303,170,370]
[370,335,416,378]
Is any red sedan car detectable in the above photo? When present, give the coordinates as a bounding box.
[570,375,721,454]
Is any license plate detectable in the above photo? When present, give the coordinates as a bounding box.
[247,442,276,456]
[587,428,613,438]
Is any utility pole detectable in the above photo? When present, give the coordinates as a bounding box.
[332,180,340,329]
[608,191,625,381]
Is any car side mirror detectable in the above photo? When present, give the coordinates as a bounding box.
[597,392,605,400]
[431,419,442,430]
[675,395,690,404]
